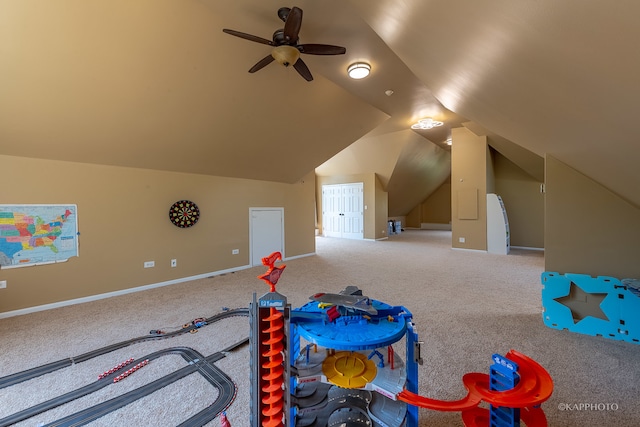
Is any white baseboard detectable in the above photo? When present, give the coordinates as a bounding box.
[451,247,487,253]
[0,252,319,319]
[511,246,544,251]
[421,223,452,230]
[0,264,253,320]
[284,252,316,261]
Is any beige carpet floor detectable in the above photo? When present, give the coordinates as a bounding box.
[0,230,638,426]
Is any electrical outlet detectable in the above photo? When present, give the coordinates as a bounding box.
[171,259,177,267]
[459,237,466,243]
[144,261,155,268]
[0,280,6,289]
[232,249,239,255]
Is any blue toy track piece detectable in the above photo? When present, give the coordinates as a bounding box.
[489,353,520,427]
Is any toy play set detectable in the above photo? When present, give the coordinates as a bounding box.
[250,252,554,427]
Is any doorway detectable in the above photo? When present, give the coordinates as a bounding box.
[321,183,364,239]
[250,208,284,266]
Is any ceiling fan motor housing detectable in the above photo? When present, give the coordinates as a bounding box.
[272,29,289,45]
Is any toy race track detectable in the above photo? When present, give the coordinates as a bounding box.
[0,308,249,427]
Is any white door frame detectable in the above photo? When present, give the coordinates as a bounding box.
[249,207,285,267]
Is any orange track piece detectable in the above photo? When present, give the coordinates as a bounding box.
[398,349,553,426]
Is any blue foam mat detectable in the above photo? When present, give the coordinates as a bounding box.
[541,272,640,344]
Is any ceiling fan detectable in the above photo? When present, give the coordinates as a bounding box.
[222,6,346,81]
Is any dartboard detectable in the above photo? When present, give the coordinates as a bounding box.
[169,200,200,228]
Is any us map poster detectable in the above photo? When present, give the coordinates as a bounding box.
[0,204,79,269]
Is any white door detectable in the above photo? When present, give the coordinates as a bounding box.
[322,183,363,239]
[322,185,343,238]
[250,208,284,266]
[341,184,364,239]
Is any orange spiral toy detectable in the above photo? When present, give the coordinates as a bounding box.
[260,307,285,426]
[256,252,287,427]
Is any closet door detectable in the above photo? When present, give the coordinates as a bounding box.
[341,183,364,239]
[322,183,363,239]
[322,184,343,238]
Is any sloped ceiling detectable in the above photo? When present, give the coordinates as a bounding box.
[386,131,451,217]
[0,0,388,183]
[315,128,406,187]
[464,122,544,182]
[316,127,452,217]
[2,0,639,210]
[349,0,640,208]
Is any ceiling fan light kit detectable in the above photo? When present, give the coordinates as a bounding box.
[271,45,300,66]
[222,6,346,82]
[347,62,371,79]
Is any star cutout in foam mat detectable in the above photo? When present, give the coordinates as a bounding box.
[554,281,608,324]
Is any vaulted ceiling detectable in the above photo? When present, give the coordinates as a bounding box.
[2,0,639,214]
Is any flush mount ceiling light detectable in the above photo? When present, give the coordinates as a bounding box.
[347,62,371,79]
[411,118,443,130]
[446,138,453,146]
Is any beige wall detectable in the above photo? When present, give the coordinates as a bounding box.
[405,178,451,229]
[451,127,488,250]
[494,151,544,248]
[315,173,388,240]
[545,155,640,278]
[0,155,316,314]
[374,174,389,239]
[405,206,420,228]
[422,178,452,225]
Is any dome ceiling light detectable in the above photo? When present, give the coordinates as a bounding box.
[347,62,371,79]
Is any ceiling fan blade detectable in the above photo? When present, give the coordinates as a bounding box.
[299,44,347,55]
[283,6,303,43]
[222,29,273,46]
[293,58,313,81]
[248,55,276,73]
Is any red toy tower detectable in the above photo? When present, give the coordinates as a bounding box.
[251,252,290,427]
